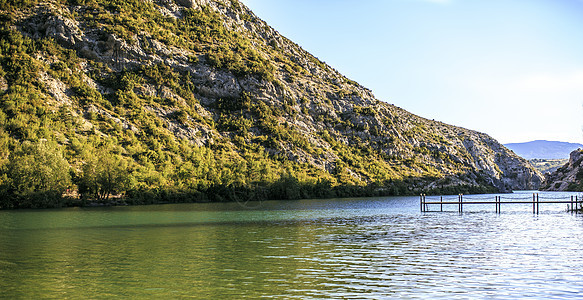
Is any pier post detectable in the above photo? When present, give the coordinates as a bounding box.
[532,193,536,214]
[440,196,443,212]
[420,194,423,212]
[458,194,463,213]
[536,193,539,214]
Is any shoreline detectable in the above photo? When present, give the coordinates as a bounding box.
[0,182,502,210]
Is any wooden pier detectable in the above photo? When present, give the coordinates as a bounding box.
[420,193,582,214]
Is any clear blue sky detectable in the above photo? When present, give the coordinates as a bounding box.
[240,0,583,144]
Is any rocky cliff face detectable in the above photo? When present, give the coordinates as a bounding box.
[0,0,542,197]
[542,150,583,191]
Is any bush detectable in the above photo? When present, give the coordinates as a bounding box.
[3,141,71,208]
[78,148,133,201]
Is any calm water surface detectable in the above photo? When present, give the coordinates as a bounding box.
[1,191,583,299]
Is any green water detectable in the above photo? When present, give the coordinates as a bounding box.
[1,192,583,298]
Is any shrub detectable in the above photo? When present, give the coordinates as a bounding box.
[4,141,71,208]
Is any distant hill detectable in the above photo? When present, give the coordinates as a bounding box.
[529,159,569,174]
[504,140,583,160]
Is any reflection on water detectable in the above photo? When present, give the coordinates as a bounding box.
[1,191,583,299]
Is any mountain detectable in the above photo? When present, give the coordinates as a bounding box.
[504,140,583,160]
[542,150,583,191]
[0,0,543,208]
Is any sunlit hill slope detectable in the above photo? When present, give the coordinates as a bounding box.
[0,0,542,208]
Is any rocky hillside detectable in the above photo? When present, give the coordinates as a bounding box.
[542,150,583,191]
[0,0,542,208]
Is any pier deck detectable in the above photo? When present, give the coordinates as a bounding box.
[420,194,582,213]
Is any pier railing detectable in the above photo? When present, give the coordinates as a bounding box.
[420,193,582,214]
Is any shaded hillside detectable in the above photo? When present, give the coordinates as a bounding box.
[504,140,583,160]
[542,150,583,191]
[0,0,542,208]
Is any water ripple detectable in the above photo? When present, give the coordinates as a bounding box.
[1,192,583,298]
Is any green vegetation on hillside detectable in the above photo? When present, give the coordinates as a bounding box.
[0,0,535,209]
[0,24,409,209]
[529,159,568,175]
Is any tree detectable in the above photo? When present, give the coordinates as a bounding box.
[78,149,132,202]
[4,141,71,208]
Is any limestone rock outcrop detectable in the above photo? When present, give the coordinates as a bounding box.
[542,149,583,191]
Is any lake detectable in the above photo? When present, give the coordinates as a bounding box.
[1,191,583,299]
